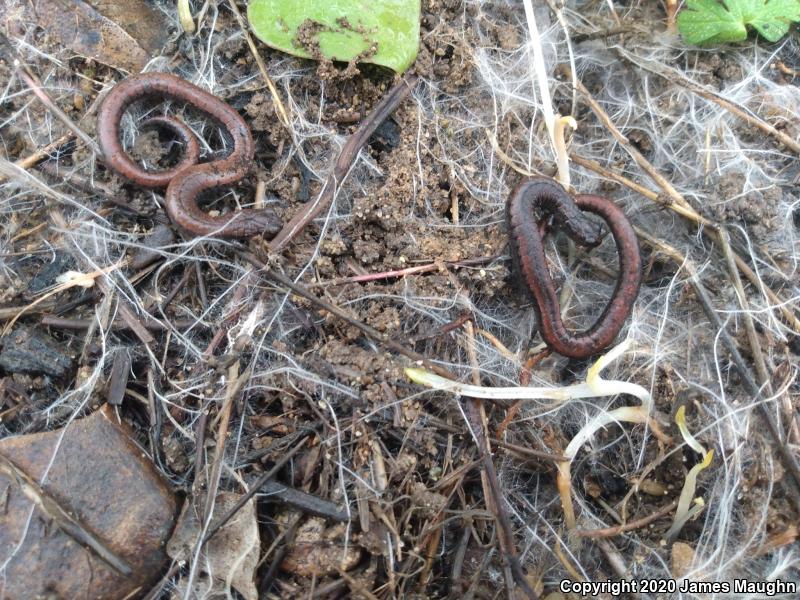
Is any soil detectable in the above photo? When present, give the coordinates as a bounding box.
[1,0,799,598]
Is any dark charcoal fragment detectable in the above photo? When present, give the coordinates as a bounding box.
[106,349,132,406]
[0,326,73,378]
[369,117,401,152]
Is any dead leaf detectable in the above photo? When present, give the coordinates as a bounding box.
[671,541,696,579]
[409,481,447,516]
[280,516,361,577]
[757,524,798,555]
[16,0,168,73]
[83,0,168,54]
[0,404,177,599]
[167,492,260,600]
[638,478,669,496]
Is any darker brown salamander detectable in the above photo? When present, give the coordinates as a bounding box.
[507,177,642,358]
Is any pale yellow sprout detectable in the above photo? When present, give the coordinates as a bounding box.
[405,340,660,529]
[665,406,714,541]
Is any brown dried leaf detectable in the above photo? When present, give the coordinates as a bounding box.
[280,516,361,577]
[28,0,168,73]
[671,541,696,579]
[167,492,260,600]
[409,481,447,516]
[0,404,177,600]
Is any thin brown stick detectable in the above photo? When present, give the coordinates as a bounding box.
[269,75,417,251]
[41,315,199,331]
[15,132,76,172]
[615,47,800,155]
[574,78,692,211]
[260,479,351,522]
[718,228,771,390]
[463,320,538,600]
[14,62,100,155]
[306,255,498,288]
[569,153,712,227]
[225,0,291,129]
[574,499,679,538]
[491,438,567,463]
[0,303,58,321]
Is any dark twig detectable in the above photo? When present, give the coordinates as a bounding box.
[462,320,538,599]
[1,303,58,321]
[193,409,208,487]
[260,479,351,522]
[41,315,200,331]
[106,349,131,406]
[491,438,567,463]
[450,523,472,593]
[146,366,165,475]
[258,516,301,595]
[268,75,418,251]
[311,578,347,598]
[201,428,315,543]
[158,267,192,313]
[194,262,209,311]
[574,499,679,538]
[463,538,496,600]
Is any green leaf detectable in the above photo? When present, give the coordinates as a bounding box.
[247,0,420,73]
[677,0,748,43]
[677,0,800,44]
[743,0,800,40]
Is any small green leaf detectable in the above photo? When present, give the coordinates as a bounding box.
[745,0,800,40]
[247,0,420,73]
[677,0,749,43]
[677,0,800,44]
